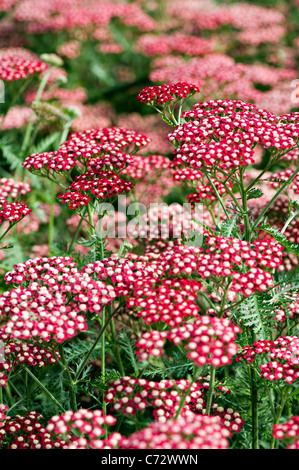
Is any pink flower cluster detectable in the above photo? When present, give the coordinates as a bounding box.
[121,413,230,449]
[137,33,214,57]
[105,375,244,433]
[0,178,31,199]
[273,416,299,449]
[13,0,156,34]
[0,55,48,81]
[137,316,241,367]
[1,256,116,343]
[269,169,299,195]
[121,154,170,180]
[237,336,299,384]
[0,411,67,449]
[137,83,199,105]
[168,98,299,170]
[47,410,123,449]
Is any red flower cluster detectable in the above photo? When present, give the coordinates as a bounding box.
[172,168,203,182]
[0,411,67,449]
[237,336,299,384]
[127,278,202,326]
[47,410,122,449]
[1,257,116,343]
[105,376,241,429]
[192,400,244,433]
[0,201,31,224]
[4,255,77,284]
[0,55,48,81]
[0,285,88,343]
[137,316,241,367]
[159,237,282,294]
[186,178,232,203]
[121,413,230,449]
[168,98,299,170]
[24,128,151,174]
[59,170,134,210]
[0,335,58,387]
[0,179,31,199]
[273,416,299,449]
[137,83,199,105]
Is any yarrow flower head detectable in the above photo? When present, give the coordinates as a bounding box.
[47,410,123,449]
[1,257,116,343]
[167,98,299,170]
[58,170,134,210]
[135,317,241,368]
[137,83,199,105]
[0,55,48,81]
[237,336,299,384]
[0,411,67,449]
[121,413,230,449]
[273,416,299,449]
[0,201,31,224]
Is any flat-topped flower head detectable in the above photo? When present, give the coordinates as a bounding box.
[121,413,230,449]
[273,416,299,448]
[58,170,134,210]
[0,55,48,81]
[24,127,151,174]
[47,410,122,449]
[137,82,199,105]
[0,411,67,449]
[0,179,31,199]
[0,201,31,224]
[167,99,299,169]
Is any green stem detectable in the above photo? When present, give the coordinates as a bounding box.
[174,366,200,419]
[48,181,56,251]
[101,306,107,414]
[68,210,85,253]
[240,168,251,242]
[270,387,290,449]
[58,344,77,411]
[240,168,259,448]
[251,366,259,449]
[21,67,53,155]
[74,303,123,382]
[252,166,299,231]
[109,303,125,376]
[205,173,230,220]
[205,366,216,414]
[24,367,66,412]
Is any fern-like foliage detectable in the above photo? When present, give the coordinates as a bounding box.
[259,225,299,257]
[235,273,299,339]
[118,329,140,375]
[237,294,268,339]
[216,215,240,238]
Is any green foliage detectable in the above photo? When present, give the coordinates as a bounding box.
[260,225,299,257]
[247,188,264,200]
[217,215,240,238]
[237,294,267,339]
